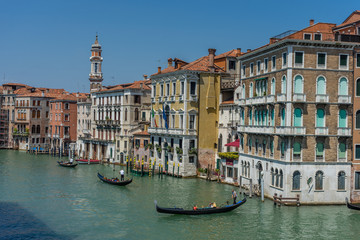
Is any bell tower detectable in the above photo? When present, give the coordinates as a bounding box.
[89,34,103,93]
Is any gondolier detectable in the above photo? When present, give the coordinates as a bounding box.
[232,189,237,204]
[120,169,125,181]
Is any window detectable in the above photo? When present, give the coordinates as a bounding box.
[250,63,254,76]
[190,82,196,95]
[94,63,98,73]
[294,108,302,127]
[160,85,164,96]
[281,141,285,158]
[257,61,261,74]
[64,103,69,110]
[275,169,279,187]
[229,60,236,70]
[166,83,170,96]
[262,140,266,155]
[281,108,285,126]
[271,78,275,95]
[356,79,360,96]
[357,53,360,68]
[282,52,287,67]
[356,145,360,159]
[189,156,195,163]
[264,58,268,72]
[172,82,176,95]
[294,52,303,67]
[292,171,301,190]
[135,108,139,121]
[242,65,246,77]
[142,112,146,121]
[171,115,175,128]
[294,75,303,94]
[125,108,127,121]
[314,33,322,41]
[270,139,274,155]
[315,171,324,190]
[316,76,326,95]
[339,143,346,160]
[293,142,301,159]
[181,82,184,95]
[316,109,325,127]
[249,83,253,98]
[338,171,346,190]
[279,170,283,188]
[281,76,286,94]
[271,168,275,186]
[64,114,69,121]
[304,33,311,40]
[218,134,222,153]
[189,115,195,129]
[339,77,348,96]
[153,85,156,97]
[271,56,276,70]
[316,142,324,159]
[355,172,360,190]
[317,53,326,68]
[339,109,347,128]
[248,138,252,152]
[339,54,348,69]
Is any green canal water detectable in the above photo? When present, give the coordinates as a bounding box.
[1,150,360,239]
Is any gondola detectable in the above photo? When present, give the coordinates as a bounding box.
[346,197,360,210]
[97,172,132,186]
[76,159,101,164]
[155,197,246,215]
[57,161,78,168]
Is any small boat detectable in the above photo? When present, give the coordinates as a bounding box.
[57,161,78,168]
[346,197,360,210]
[76,159,101,164]
[155,197,246,215]
[97,172,132,186]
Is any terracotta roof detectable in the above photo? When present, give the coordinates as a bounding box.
[100,80,151,93]
[215,49,240,59]
[3,83,30,87]
[14,87,68,98]
[133,131,150,136]
[220,100,234,105]
[335,10,360,29]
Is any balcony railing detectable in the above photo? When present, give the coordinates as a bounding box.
[277,94,286,102]
[315,94,329,103]
[338,95,351,104]
[190,95,197,102]
[243,125,275,134]
[148,127,184,135]
[315,127,329,135]
[276,126,306,135]
[179,96,183,102]
[293,93,306,102]
[236,99,245,105]
[169,96,175,102]
[337,127,351,136]
[266,95,275,104]
[83,129,91,135]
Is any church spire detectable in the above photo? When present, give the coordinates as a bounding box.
[89,34,103,93]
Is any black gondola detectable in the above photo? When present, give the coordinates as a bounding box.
[97,172,132,186]
[346,197,360,210]
[57,161,78,168]
[155,197,246,215]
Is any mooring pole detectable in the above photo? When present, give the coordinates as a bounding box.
[261,171,264,202]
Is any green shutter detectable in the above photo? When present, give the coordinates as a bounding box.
[339,143,346,159]
[281,141,285,154]
[295,52,303,64]
[357,54,360,68]
[294,108,302,127]
[294,76,303,94]
[339,78,348,95]
[270,140,274,153]
[316,77,325,95]
[316,143,324,157]
[271,109,275,126]
[249,109,252,125]
[281,108,285,126]
[318,53,326,65]
[340,55,347,66]
[293,142,301,154]
[356,146,360,159]
[357,79,360,97]
[316,109,325,127]
[339,109,347,128]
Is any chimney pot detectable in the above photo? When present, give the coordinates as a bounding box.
[208,48,216,72]
[167,58,173,67]
[236,48,242,57]
[247,49,251,53]
[310,19,314,26]
[157,67,161,74]
[143,74,148,80]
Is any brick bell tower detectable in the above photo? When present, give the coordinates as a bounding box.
[89,34,103,93]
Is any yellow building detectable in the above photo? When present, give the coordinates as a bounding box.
[149,49,240,176]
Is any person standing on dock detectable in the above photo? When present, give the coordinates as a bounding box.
[120,169,125,181]
[232,189,237,204]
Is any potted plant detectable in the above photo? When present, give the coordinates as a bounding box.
[167,146,173,153]
[147,143,153,150]
[176,147,183,155]
[135,145,140,149]
[155,144,162,153]
[188,148,197,155]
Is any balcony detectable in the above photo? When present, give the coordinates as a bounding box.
[244,125,275,134]
[169,96,175,102]
[12,132,29,137]
[179,95,184,102]
[293,93,306,102]
[53,134,60,138]
[236,99,245,105]
[315,94,329,103]
[64,134,70,139]
[246,96,266,105]
[266,95,275,104]
[82,129,91,135]
[190,95,197,102]
[315,127,329,135]
[338,95,351,104]
[277,94,286,102]
[335,33,360,43]
[237,125,245,132]
[276,126,306,135]
[337,127,351,136]
[148,127,184,135]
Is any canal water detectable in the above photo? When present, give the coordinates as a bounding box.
[1,150,360,239]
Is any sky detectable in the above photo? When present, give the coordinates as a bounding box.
[0,0,358,93]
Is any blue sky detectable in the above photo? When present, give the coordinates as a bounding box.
[0,0,357,92]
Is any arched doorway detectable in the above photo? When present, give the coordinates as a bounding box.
[256,161,263,185]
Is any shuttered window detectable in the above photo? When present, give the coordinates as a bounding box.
[339,143,346,159]
[316,143,324,157]
[295,52,303,64]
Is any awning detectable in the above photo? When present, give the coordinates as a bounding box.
[225,139,240,147]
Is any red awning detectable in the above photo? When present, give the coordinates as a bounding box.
[225,139,240,147]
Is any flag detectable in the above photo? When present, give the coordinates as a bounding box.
[162,105,168,129]
[151,107,157,128]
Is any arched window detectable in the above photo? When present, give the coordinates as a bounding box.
[316,109,325,127]
[271,168,275,186]
[125,108,128,121]
[218,134,222,153]
[248,138,252,152]
[356,78,360,96]
[271,78,275,95]
[244,162,247,177]
[294,108,302,127]
[281,76,286,94]
[338,171,346,190]
[242,84,245,99]
[165,105,170,128]
[293,142,301,159]
[294,75,303,94]
[339,142,346,160]
[135,108,139,121]
[356,110,360,129]
[241,108,244,125]
[241,161,244,176]
[271,109,275,126]
[32,110,36,118]
[249,109,252,125]
[249,83,253,98]
[31,125,35,134]
[315,171,324,190]
[275,169,279,187]
[339,77,348,95]
[316,76,326,95]
[292,171,301,190]
[281,108,285,126]
[279,170,283,188]
[339,109,347,128]
[247,162,251,178]
[316,142,324,160]
[37,110,40,119]
[36,125,40,134]
[254,110,258,125]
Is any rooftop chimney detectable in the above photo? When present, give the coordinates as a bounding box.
[310,19,314,26]
[157,67,161,74]
[140,82,143,90]
[247,49,251,53]
[41,90,45,97]
[143,74,148,80]
[235,48,242,57]
[208,48,216,72]
[167,58,173,67]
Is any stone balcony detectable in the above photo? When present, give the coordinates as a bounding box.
[293,93,306,102]
[337,127,351,136]
[148,127,184,135]
[277,94,286,102]
[245,125,275,134]
[315,94,329,103]
[275,126,306,135]
[338,95,351,104]
[236,99,245,105]
[82,129,91,135]
[315,127,329,135]
[190,95,198,102]
[245,95,275,105]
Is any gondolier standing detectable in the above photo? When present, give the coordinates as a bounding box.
[232,189,237,204]
[120,169,125,181]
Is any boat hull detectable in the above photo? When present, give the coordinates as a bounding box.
[155,198,246,215]
[57,161,78,168]
[346,197,360,210]
[97,173,132,186]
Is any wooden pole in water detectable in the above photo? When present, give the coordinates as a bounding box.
[141,157,144,177]
[249,179,253,198]
[172,162,175,177]
[177,163,179,178]
[126,155,129,174]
